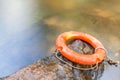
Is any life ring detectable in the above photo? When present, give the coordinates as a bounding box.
[56,31,106,65]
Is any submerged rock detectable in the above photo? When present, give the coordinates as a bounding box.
[4,40,104,80]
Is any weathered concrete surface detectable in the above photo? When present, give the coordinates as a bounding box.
[4,40,104,80]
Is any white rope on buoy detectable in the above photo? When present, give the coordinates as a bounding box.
[55,49,99,71]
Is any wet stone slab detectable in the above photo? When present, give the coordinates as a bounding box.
[3,40,106,80]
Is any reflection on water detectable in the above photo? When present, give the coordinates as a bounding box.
[0,0,120,79]
[0,0,48,77]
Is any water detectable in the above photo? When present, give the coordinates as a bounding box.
[0,0,120,79]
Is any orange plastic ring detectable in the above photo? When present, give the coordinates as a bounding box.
[56,31,106,65]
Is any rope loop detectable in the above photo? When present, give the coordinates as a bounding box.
[55,49,99,71]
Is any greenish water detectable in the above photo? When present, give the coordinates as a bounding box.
[0,0,120,79]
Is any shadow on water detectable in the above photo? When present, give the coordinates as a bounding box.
[0,0,120,79]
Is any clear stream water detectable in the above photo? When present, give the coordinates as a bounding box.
[0,0,120,79]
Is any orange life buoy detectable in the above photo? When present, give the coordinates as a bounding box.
[56,31,106,65]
